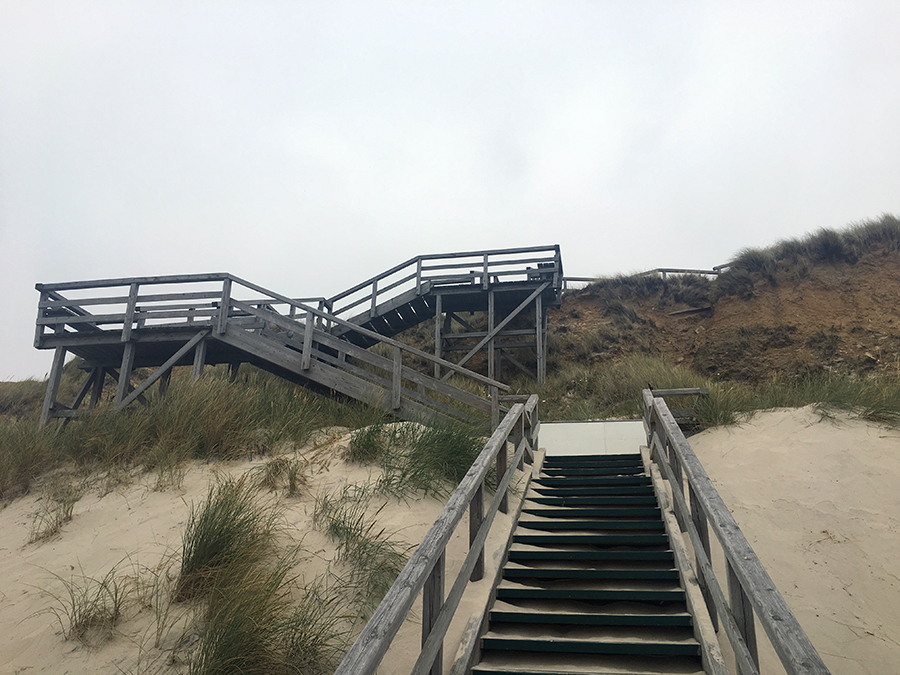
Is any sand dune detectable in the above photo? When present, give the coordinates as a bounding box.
[690,405,900,675]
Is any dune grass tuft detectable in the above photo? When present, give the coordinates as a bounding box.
[175,475,279,602]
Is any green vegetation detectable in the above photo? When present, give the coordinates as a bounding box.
[0,364,370,500]
[44,564,130,645]
[346,419,485,498]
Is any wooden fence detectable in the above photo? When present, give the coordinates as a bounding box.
[34,273,509,425]
[643,390,831,675]
[333,394,539,675]
[325,245,562,323]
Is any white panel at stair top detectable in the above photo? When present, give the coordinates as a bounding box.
[539,420,645,456]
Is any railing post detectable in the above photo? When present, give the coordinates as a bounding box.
[513,414,525,470]
[122,282,139,342]
[690,483,718,631]
[727,560,759,675]
[392,346,402,410]
[423,552,445,675]
[301,313,314,370]
[497,429,508,514]
[370,279,378,318]
[482,253,489,290]
[216,277,232,334]
[490,386,500,429]
[469,484,484,581]
[416,257,423,294]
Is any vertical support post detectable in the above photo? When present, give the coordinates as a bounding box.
[159,368,172,397]
[301,313,314,370]
[122,283,139,343]
[423,552,445,675]
[497,430,508,514]
[392,346,402,410]
[433,293,442,379]
[216,277,232,334]
[513,414,525,470]
[416,257,423,293]
[229,362,240,382]
[116,342,137,405]
[535,293,545,384]
[34,289,48,348]
[191,338,206,380]
[727,560,759,675]
[490,386,500,429]
[487,290,495,381]
[690,484,718,630]
[482,253,489,290]
[469,483,484,581]
[89,368,105,410]
[40,347,67,426]
[370,279,378,318]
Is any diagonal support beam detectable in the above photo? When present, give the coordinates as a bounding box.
[117,330,210,410]
[441,282,549,381]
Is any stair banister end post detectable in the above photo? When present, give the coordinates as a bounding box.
[216,277,232,334]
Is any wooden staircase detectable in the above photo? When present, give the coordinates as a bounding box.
[472,453,707,675]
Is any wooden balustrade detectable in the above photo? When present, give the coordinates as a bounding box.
[334,395,539,675]
[642,389,830,675]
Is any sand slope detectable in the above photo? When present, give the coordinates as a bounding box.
[0,429,522,674]
[690,406,900,675]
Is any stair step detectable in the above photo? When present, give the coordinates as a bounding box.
[508,545,674,563]
[534,476,651,487]
[532,486,655,497]
[481,634,700,657]
[472,653,704,675]
[517,518,664,531]
[489,601,692,627]
[543,454,641,464]
[496,587,686,603]
[542,466,644,477]
[502,567,679,582]
[513,532,669,546]
[523,507,662,518]
[527,495,658,507]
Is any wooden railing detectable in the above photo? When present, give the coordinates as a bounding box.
[333,395,539,675]
[326,245,563,323]
[34,274,510,421]
[643,390,830,675]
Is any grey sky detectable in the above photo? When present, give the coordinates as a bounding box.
[2,1,899,381]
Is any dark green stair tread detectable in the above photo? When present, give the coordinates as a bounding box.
[513,532,669,546]
[527,495,659,506]
[508,545,674,562]
[542,467,644,477]
[502,567,679,582]
[517,518,664,531]
[481,634,700,657]
[523,507,662,518]
[495,588,686,603]
[534,476,651,487]
[488,603,693,627]
[532,486,655,496]
[543,453,642,463]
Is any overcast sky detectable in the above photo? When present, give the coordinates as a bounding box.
[2,1,899,381]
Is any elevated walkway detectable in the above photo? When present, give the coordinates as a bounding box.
[34,246,562,425]
[34,273,508,426]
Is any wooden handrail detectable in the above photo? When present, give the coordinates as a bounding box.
[334,395,539,675]
[642,390,830,675]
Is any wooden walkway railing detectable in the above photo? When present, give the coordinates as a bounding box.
[333,395,539,675]
[643,390,831,675]
[34,273,510,425]
[326,245,562,324]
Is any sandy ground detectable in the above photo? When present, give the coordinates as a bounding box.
[689,405,900,675]
[0,427,525,675]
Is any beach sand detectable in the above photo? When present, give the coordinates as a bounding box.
[0,428,525,674]
[689,405,900,675]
